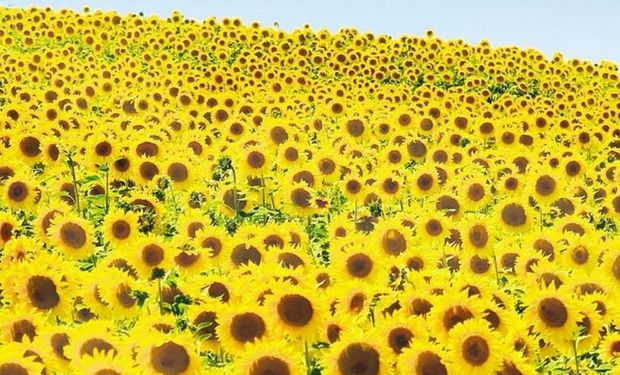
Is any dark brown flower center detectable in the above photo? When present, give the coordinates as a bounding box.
[27,276,60,310]
[346,253,373,278]
[387,327,413,354]
[436,195,460,217]
[139,162,159,180]
[468,183,485,201]
[167,162,188,182]
[425,219,443,236]
[142,244,164,266]
[20,136,41,157]
[382,229,406,255]
[442,306,474,331]
[193,311,218,340]
[346,119,365,137]
[51,333,70,360]
[250,357,290,375]
[247,151,266,168]
[230,312,266,343]
[111,220,130,239]
[231,244,261,266]
[417,174,434,191]
[537,297,568,328]
[415,351,448,375]
[201,237,223,257]
[8,181,28,202]
[462,335,490,366]
[207,282,230,302]
[410,298,433,316]
[10,319,36,343]
[95,141,112,157]
[319,159,336,175]
[270,127,288,144]
[80,338,117,357]
[0,364,29,375]
[277,294,314,327]
[571,245,589,265]
[337,343,380,375]
[535,175,556,196]
[501,204,526,227]
[468,225,488,248]
[291,188,311,208]
[116,283,136,308]
[150,341,190,375]
[346,180,362,194]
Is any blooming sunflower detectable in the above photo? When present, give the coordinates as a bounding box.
[48,213,95,259]
[446,318,502,375]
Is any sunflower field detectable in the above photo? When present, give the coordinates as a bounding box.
[1,6,620,375]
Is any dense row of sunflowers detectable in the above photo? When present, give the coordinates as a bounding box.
[0,6,619,375]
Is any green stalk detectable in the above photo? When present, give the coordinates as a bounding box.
[67,153,82,217]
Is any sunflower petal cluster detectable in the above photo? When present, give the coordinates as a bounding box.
[0,6,620,375]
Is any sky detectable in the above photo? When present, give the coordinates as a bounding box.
[1,0,619,64]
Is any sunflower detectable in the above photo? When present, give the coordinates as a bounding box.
[396,341,448,375]
[496,351,537,375]
[95,267,141,319]
[458,214,495,255]
[5,256,74,319]
[414,210,450,244]
[236,144,272,178]
[330,244,388,285]
[137,330,201,375]
[102,209,140,248]
[186,300,224,351]
[265,284,325,341]
[599,332,620,362]
[234,339,304,375]
[495,197,536,233]
[127,235,170,278]
[324,327,390,375]
[217,303,269,352]
[523,284,580,351]
[445,318,502,375]
[1,172,40,211]
[70,348,135,374]
[374,312,428,356]
[559,233,600,273]
[0,341,45,375]
[409,163,439,197]
[429,289,483,340]
[65,320,123,361]
[529,166,563,207]
[46,213,94,259]
[280,180,322,217]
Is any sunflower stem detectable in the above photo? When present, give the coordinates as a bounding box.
[104,166,109,214]
[354,200,358,224]
[230,162,239,219]
[539,208,544,231]
[572,338,580,375]
[261,174,267,224]
[304,341,311,375]
[492,251,501,286]
[167,179,179,215]
[157,277,164,315]
[66,152,82,218]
